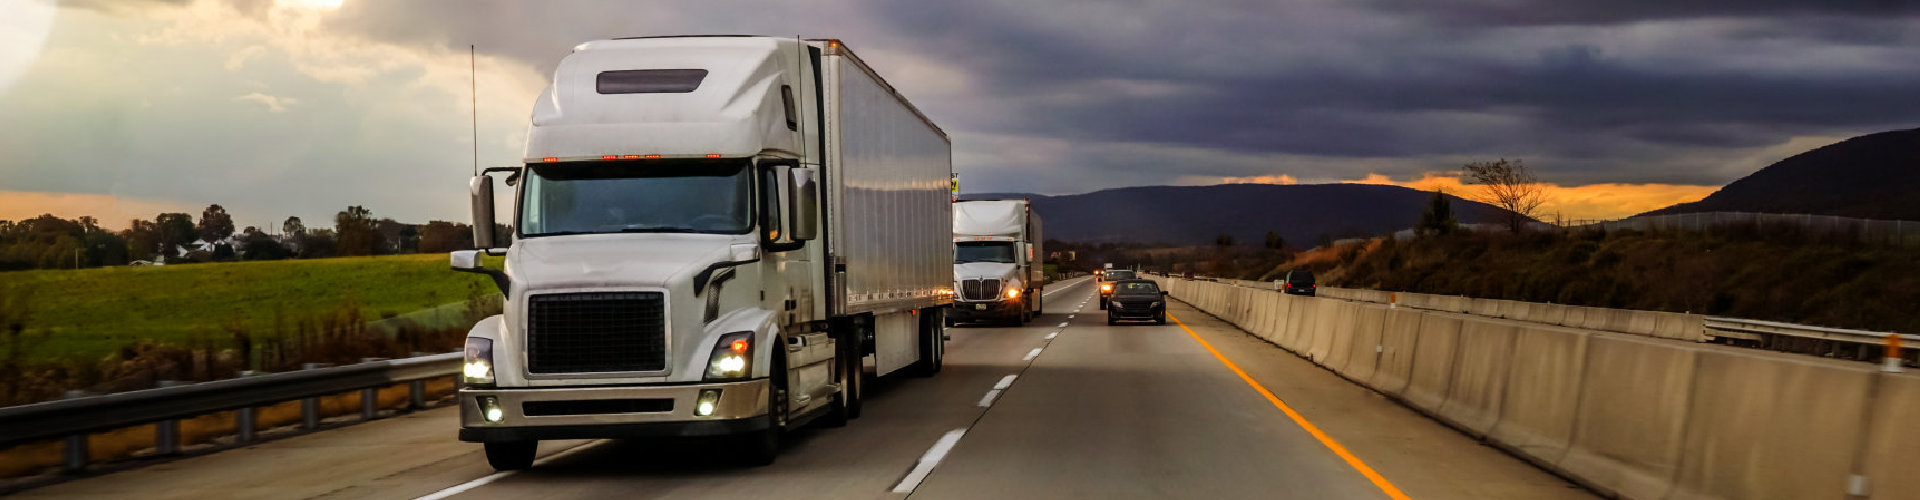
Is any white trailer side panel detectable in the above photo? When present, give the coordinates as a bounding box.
[823,51,953,316]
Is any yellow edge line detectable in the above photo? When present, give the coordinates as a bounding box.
[1170,311,1413,500]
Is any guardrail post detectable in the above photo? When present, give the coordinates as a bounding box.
[154,381,185,455]
[299,363,330,429]
[1886,335,1905,373]
[362,358,387,420]
[409,352,430,410]
[62,390,89,473]
[236,371,261,443]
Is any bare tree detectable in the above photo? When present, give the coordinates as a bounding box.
[1463,159,1546,233]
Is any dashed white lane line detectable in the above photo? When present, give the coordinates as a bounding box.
[1045,332,1058,340]
[1024,348,1043,361]
[978,389,1002,407]
[1068,314,1075,319]
[994,375,1018,389]
[1057,322,1069,328]
[892,429,969,493]
[412,440,606,500]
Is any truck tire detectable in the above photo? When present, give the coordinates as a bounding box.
[906,308,944,377]
[738,355,786,467]
[484,441,537,471]
[821,325,862,426]
[1099,297,1108,310]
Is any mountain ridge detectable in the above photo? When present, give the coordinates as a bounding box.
[962,183,1519,246]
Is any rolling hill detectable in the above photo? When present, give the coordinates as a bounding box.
[964,183,1520,246]
[1642,127,1920,219]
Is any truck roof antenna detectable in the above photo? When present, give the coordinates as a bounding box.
[470,44,479,177]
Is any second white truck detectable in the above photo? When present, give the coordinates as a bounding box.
[949,199,1045,325]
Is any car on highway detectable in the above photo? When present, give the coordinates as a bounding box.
[1281,269,1316,296]
[1105,279,1167,325]
[1097,269,1138,309]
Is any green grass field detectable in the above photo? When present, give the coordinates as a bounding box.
[0,254,500,361]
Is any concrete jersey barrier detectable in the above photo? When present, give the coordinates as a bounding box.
[1162,278,1910,500]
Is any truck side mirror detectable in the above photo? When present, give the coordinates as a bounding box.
[789,166,818,241]
[471,174,496,249]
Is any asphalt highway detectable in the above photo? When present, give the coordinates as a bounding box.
[21,277,1592,500]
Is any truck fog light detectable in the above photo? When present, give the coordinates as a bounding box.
[477,396,504,422]
[695,389,722,416]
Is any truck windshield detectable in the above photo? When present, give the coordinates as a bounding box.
[519,160,753,237]
[955,242,1016,263]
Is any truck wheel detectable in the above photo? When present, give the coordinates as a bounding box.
[739,357,786,466]
[907,308,943,377]
[1155,314,1167,325]
[1099,298,1108,310]
[484,441,537,471]
[821,325,860,425]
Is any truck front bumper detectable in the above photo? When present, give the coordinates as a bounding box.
[950,299,1021,321]
[458,378,769,442]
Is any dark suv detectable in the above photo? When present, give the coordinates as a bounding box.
[1106,279,1167,325]
[1098,269,1137,309]
[1281,270,1316,296]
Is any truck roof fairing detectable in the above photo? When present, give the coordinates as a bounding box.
[524,37,805,162]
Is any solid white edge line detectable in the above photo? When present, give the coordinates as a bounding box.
[412,440,605,500]
[1024,348,1043,361]
[977,389,1002,407]
[892,429,969,493]
[994,374,1018,390]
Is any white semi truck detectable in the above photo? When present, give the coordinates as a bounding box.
[949,199,1044,325]
[449,36,952,469]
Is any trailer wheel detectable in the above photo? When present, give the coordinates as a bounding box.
[484,441,537,471]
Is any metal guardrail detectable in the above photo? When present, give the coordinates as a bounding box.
[1704,317,1920,346]
[0,352,460,471]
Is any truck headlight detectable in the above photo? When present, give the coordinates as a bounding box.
[705,331,754,381]
[463,337,495,386]
[1005,288,1021,299]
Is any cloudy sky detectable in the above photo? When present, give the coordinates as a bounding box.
[2,0,1917,228]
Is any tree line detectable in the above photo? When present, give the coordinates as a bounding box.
[0,204,507,271]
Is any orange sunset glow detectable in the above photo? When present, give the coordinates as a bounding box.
[1222,173,1719,222]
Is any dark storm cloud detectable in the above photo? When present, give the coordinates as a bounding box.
[1372,0,1920,26]
[82,0,1920,193]
[809,0,1920,186]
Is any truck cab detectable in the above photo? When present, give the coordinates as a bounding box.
[949,200,1044,326]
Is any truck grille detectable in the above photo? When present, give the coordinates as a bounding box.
[526,292,667,374]
[961,279,1003,301]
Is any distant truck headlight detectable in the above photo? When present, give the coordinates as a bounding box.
[463,337,495,386]
[705,331,755,381]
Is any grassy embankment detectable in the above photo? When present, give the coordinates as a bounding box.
[0,254,501,405]
[1306,227,1920,333]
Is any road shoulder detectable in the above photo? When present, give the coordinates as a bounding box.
[1169,301,1595,500]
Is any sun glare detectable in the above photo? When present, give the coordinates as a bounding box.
[0,0,56,95]
[276,0,345,10]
